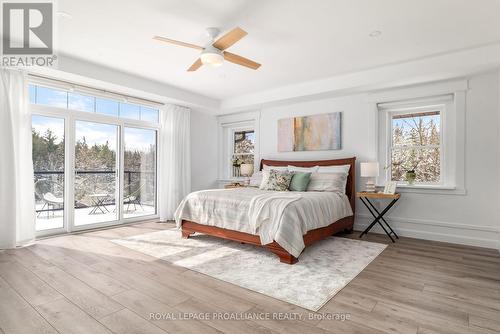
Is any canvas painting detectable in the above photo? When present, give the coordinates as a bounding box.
[278,112,342,151]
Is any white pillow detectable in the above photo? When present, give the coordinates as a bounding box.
[287,165,319,173]
[249,171,263,187]
[317,164,350,175]
[263,164,289,172]
[259,170,271,189]
[307,173,348,193]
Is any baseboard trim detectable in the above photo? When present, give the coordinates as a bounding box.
[355,214,499,250]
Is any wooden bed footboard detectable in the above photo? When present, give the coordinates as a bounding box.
[181,215,354,264]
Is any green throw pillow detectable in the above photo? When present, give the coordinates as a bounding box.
[289,172,312,191]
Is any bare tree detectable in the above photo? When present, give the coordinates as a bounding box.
[391,113,440,183]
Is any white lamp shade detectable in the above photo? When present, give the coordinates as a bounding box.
[360,162,379,177]
[240,164,254,176]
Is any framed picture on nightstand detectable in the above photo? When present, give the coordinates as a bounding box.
[383,181,397,195]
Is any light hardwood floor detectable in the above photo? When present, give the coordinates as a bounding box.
[1,221,499,334]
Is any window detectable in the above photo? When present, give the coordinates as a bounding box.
[96,98,119,116]
[140,106,159,123]
[218,113,259,181]
[376,90,466,193]
[69,92,94,112]
[390,110,441,184]
[231,129,255,177]
[120,103,140,120]
[35,85,68,108]
[375,82,467,193]
[30,81,160,236]
[29,84,36,103]
[29,84,159,123]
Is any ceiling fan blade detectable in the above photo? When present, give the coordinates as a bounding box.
[187,58,203,71]
[213,27,247,50]
[153,36,203,50]
[223,52,261,70]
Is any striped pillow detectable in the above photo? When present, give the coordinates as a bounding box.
[317,165,350,174]
[288,165,319,173]
[306,173,348,193]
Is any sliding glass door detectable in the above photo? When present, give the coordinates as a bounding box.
[31,83,160,236]
[123,127,157,218]
[32,115,65,232]
[74,121,119,226]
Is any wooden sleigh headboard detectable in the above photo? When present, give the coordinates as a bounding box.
[259,157,356,213]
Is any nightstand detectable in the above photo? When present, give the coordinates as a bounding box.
[356,192,400,242]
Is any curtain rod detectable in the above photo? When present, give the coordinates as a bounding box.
[28,73,165,107]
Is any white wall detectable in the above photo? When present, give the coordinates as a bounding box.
[212,71,500,249]
[258,94,375,163]
[191,109,219,191]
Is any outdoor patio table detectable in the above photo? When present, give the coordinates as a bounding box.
[88,194,110,215]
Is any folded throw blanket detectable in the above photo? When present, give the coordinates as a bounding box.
[248,192,302,246]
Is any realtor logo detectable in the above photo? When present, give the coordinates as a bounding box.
[2,2,53,55]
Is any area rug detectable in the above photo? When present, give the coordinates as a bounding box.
[112,229,386,311]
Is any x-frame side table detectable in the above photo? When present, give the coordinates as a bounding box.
[357,192,400,242]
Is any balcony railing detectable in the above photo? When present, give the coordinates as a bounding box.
[34,170,155,213]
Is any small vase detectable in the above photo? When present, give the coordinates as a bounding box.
[406,171,416,185]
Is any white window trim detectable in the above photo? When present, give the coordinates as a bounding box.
[217,111,260,183]
[371,80,467,195]
[31,89,160,238]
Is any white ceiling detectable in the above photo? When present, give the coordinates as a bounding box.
[57,0,500,100]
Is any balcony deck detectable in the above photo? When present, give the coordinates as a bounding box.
[35,204,156,231]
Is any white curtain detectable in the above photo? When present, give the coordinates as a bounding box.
[0,69,36,249]
[159,104,191,221]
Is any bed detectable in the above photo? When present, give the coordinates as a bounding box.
[175,157,356,264]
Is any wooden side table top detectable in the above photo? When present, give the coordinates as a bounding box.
[224,183,247,189]
[356,191,401,199]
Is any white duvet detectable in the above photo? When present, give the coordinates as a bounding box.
[174,187,353,257]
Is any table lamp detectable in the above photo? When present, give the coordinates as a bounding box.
[360,162,379,192]
[240,164,254,186]
[240,164,254,177]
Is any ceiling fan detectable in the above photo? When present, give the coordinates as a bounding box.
[153,27,261,71]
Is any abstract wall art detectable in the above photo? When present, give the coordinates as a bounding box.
[278,112,342,152]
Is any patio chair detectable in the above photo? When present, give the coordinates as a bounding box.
[34,179,64,218]
[124,183,145,212]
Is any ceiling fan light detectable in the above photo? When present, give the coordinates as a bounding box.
[200,47,224,67]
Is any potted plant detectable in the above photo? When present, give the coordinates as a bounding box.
[405,169,416,185]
